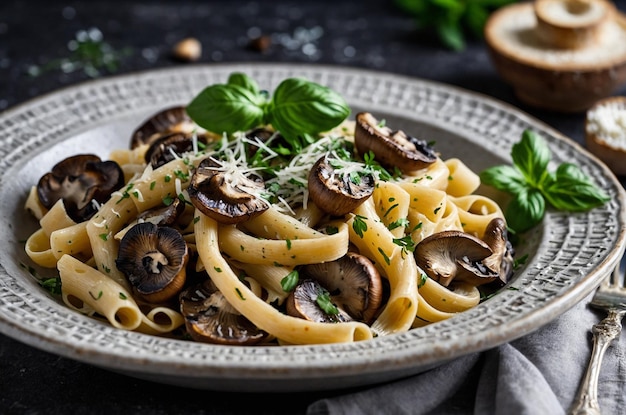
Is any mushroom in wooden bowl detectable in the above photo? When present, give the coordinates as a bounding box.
[484,0,626,112]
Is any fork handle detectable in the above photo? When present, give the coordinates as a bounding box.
[570,309,626,415]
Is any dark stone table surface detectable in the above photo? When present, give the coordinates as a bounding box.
[1,1,625,414]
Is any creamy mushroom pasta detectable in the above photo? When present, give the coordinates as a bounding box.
[24,75,514,345]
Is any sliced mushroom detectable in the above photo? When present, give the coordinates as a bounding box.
[114,197,186,240]
[180,279,267,345]
[482,217,516,285]
[414,230,499,287]
[307,156,375,216]
[297,252,382,323]
[130,106,198,149]
[188,157,268,224]
[144,132,206,169]
[354,112,437,172]
[37,154,125,222]
[138,197,186,226]
[286,279,353,323]
[116,222,188,303]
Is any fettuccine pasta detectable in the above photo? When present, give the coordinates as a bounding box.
[24,84,515,346]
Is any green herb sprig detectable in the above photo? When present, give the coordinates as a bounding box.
[394,0,515,51]
[186,73,350,152]
[28,27,131,78]
[480,130,610,234]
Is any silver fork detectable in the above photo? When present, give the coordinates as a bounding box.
[570,261,626,415]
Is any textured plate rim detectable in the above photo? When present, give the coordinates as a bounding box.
[0,62,624,390]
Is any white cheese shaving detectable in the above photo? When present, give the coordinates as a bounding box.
[175,178,183,197]
[134,163,154,184]
[92,218,107,228]
[132,189,145,203]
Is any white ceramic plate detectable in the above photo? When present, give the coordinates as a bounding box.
[0,64,624,392]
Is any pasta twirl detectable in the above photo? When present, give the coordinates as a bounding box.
[25,99,514,347]
[194,213,373,344]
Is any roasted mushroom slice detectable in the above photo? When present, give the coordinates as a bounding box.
[286,279,353,323]
[37,154,125,222]
[130,106,198,149]
[307,156,375,216]
[414,230,499,287]
[482,217,515,285]
[188,157,268,224]
[137,197,186,226]
[116,222,188,303]
[115,198,187,240]
[354,112,437,172]
[144,132,205,169]
[297,252,382,323]
[180,280,267,345]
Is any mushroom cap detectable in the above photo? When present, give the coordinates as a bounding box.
[180,280,268,345]
[307,156,375,216]
[354,112,437,172]
[484,0,626,112]
[244,127,289,168]
[136,196,186,227]
[482,217,516,285]
[115,222,188,303]
[286,279,353,323]
[130,106,198,149]
[297,252,383,323]
[414,230,499,287]
[188,157,268,224]
[37,154,125,222]
[144,132,205,169]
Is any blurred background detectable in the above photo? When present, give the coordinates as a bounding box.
[6,0,623,141]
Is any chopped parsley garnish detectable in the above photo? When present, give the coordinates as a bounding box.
[39,276,62,295]
[418,273,428,288]
[388,218,410,231]
[316,290,339,315]
[352,214,368,238]
[280,270,300,292]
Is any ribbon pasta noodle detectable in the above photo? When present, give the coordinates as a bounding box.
[57,254,184,334]
[348,198,419,336]
[218,214,349,266]
[194,213,373,344]
[24,102,514,347]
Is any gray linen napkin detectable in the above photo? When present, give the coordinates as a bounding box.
[307,293,626,415]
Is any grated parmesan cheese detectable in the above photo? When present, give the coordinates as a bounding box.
[586,100,626,151]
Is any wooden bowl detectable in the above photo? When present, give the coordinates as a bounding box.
[585,96,626,176]
[485,0,626,113]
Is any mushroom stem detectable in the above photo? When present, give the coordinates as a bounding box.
[534,0,614,49]
[143,251,169,274]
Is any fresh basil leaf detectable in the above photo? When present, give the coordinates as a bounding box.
[432,0,464,12]
[511,130,551,187]
[480,165,526,194]
[505,188,545,234]
[541,163,611,211]
[464,3,489,38]
[227,72,261,97]
[267,78,350,150]
[436,18,465,51]
[186,83,265,134]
